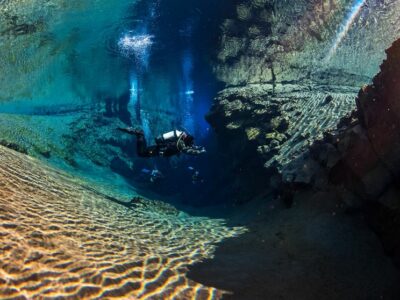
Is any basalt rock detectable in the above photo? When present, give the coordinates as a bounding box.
[335,40,400,266]
[209,0,400,263]
[279,39,400,266]
[207,82,360,200]
[310,39,400,196]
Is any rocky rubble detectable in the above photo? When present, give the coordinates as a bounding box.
[207,83,361,167]
[206,82,361,200]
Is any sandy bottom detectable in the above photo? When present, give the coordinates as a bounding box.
[0,146,245,299]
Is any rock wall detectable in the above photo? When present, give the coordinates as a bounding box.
[295,39,400,266]
[208,0,400,264]
[248,38,398,270]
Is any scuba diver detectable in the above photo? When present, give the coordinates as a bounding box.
[188,166,204,184]
[117,127,206,157]
[141,168,164,183]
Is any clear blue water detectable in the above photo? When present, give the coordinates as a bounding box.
[1,1,400,299]
[0,0,227,205]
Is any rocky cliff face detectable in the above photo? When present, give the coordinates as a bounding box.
[208,0,400,200]
[208,0,400,263]
[211,27,400,264]
[304,39,400,266]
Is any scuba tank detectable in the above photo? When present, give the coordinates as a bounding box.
[155,128,193,156]
[155,130,184,144]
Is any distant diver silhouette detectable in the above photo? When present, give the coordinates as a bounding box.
[188,166,204,184]
[141,168,164,183]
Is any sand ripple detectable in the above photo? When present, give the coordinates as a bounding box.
[0,146,245,299]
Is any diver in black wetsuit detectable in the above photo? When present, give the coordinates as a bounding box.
[117,127,206,157]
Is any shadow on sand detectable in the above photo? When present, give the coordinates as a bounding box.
[188,191,400,300]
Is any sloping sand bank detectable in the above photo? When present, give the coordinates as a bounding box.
[0,145,244,299]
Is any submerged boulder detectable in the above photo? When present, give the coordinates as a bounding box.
[207,83,360,200]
